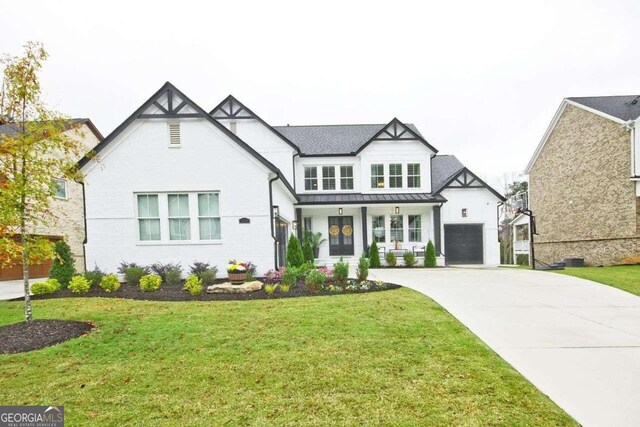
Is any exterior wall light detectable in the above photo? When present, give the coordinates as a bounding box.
[394,206,400,214]
[338,207,343,215]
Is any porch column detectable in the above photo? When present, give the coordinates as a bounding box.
[433,205,442,256]
[361,206,368,253]
[295,208,303,241]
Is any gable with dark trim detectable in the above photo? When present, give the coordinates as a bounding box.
[354,118,438,154]
[433,167,505,201]
[77,82,298,200]
[210,95,301,153]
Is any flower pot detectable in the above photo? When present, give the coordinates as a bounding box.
[313,248,320,258]
[228,272,247,284]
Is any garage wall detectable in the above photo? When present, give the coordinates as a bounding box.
[440,188,501,266]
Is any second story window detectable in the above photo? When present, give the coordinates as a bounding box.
[407,163,421,188]
[389,164,403,188]
[340,166,354,190]
[54,178,67,199]
[371,164,384,188]
[304,167,318,190]
[322,166,336,190]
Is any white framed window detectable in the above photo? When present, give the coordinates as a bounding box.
[408,215,422,242]
[303,217,312,231]
[371,164,384,188]
[372,215,385,243]
[304,166,318,191]
[54,178,67,199]
[322,166,336,190]
[137,194,161,241]
[168,122,181,146]
[168,194,191,240]
[340,165,354,190]
[407,163,421,188]
[389,164,403,188]
[198,193,221,240]
[390,215,404,242]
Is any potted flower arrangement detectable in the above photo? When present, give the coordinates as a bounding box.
[227,262,248,284]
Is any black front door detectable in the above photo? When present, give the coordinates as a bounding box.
[328,216,354,256]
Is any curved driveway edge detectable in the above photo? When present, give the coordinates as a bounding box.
[370,267,640,427]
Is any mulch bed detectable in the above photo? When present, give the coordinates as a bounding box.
[26,280,401,302]
[0,319,94,355]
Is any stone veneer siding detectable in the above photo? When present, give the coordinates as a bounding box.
[529,104,639,265]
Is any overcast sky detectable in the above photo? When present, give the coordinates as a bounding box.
[1,0,638,190]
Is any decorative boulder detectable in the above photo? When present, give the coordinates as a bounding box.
[206,281,263,294]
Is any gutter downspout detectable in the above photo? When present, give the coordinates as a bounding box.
[77,179,88,272]
[292,152,299,192]
[268,174,280,270]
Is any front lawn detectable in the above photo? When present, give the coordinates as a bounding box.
[0,289,575,425]
[556,265,640,297]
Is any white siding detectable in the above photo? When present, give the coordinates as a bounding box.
[440,188,501,266]
[83,118,277,276]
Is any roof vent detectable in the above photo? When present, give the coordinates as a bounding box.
[632,97,639,105]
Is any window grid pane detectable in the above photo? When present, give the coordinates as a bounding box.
[372,215,385,243]
[389,164,402,188]
[340,165,354,190]
[198,193,221,240]
[371,164,384,188]
[408,215,422,242]
[390,215,404,242]
[54,179,67,198]
[168,194,190,240]
[407,163,421,188]
[322,166,336,190]
[137,194,161,241]
[304,167,318,191]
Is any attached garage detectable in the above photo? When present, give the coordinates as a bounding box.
[444,224,484,264]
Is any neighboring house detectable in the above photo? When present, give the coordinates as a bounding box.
[525,96,640,265]
[79,82,504,276]
[0,119,103,280]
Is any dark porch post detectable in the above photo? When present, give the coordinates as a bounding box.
[295,208,303,241]
[433,205,442,256]
[361,207,368,254]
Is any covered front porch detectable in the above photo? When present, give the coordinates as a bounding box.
[294,196,446,266]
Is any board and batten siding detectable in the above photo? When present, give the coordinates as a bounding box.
[440,187,501,266]
[83,118,277,276]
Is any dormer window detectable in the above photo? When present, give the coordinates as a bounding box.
[168,122,181,146]
[304,167,318,190]
[408,163,421,188]
[322,166,336,190]
[389,164,403,188]
[371,164,384,188]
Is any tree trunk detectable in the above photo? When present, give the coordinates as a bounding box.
[21,231,32,322]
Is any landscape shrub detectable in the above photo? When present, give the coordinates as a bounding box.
[403,252,417,267]
[124,267,146,286]
[286,235,305,267]
[303,240,314,263]
[264,269,283,284]
[183,274,203,296]
[279,282,291,293]
[83,265,105,287]
[100,274,121,292]
[356,253,370,281]
[281,266,300,288]
[49,240,75,287]
[385,251,397,267]
[264,283,277,295]
[31,279,61,296]
[316,265,333,279]
[150,262,182,283]
[140,274,162,292]
[189,262,217,285]
[117,262,149,274]
[369,241,381,268]
[305,269,326,293]
[333,257,349,283]
[424,240,437,268]
[165,268,183,286]
[68,275,91,293]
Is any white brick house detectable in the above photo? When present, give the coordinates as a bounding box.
[79,82,504,276]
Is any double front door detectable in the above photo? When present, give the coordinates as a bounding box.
[328,216,354,256]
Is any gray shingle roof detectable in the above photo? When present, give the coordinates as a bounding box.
[274,123,423,155]
[568,96,640,121]
[297,192,446,205]
[431,155,465,192]
[0,119,100,138]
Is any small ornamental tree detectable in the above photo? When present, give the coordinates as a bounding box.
[0,42,89,322]
[425,240,437,268]
[302,240,314,263]
[286,234,304,267]
[369,241,381,268]
[49,240,75,286]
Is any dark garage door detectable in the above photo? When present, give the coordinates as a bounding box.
[444,224,483,264]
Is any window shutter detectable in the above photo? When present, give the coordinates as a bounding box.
[169,123,181,145]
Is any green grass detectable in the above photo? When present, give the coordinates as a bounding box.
[557,265,640,297]
[0,289,575,426]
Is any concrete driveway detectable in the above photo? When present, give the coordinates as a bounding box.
[0,278,46,300]
[369,267,640,427]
